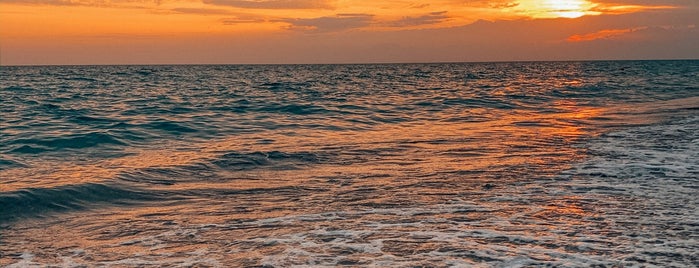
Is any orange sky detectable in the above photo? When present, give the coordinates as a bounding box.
[0,0,697,64]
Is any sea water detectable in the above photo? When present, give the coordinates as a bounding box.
[1,61,697,266]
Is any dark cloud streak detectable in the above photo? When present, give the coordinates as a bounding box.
[221,16,267,24]
[170,8,232,15]
[280,14,373,32]
[387,11,450,27]
[0,0,159,6]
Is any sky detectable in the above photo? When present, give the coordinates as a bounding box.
[0,0,698,65]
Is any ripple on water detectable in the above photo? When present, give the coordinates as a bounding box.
[0,62,697,266]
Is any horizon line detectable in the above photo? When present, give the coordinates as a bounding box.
[1,58,698,68]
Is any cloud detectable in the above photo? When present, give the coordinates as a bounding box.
[170,8,232,15]
[0,0,160,7]
[591,0,695,6]
[201,0,332,9]
[447,0,518,9]
[586,0,699,15]
[222,15,267,24]
[387,11,450,27]
[0,0,79,5]
[0,0,334,10]
[4,9,699,65]
[591,4,677,15]
[409,3,430,9]
[280,13,373,32]
[567,27,647,42]
[490,2,518,9]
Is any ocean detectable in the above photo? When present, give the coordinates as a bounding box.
[1,61,697,267]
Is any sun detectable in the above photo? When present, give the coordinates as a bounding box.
[544,0,595,18]
[515,0,599,19]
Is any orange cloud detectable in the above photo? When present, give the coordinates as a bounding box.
[511,0,679,19]
[280,14,374,32]
[202,0,333,9]
[170,8,232,15]
[566,27,647,42]
[386,11,450,28]
[592,4,676,14]
[2,0,698,65]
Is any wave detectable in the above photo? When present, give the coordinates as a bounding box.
[258,81,315,91]
[255,103,332,115]
[0,183,164,223]
[442,97,519,110]
[59,76,98,82]
[2,86,35,92]
[211,151,325,171]
[139,120,200,134]
[566,114,699,185]
[8,145,52,154]
[111,149,329,186]
[0,158,26,170]
[9,132,127,153]
[67,115,120,124]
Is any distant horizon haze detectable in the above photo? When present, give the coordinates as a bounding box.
[2,58,699,67]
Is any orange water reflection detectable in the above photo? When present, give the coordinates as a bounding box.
[0,96,615,266]
[1,98,604,193]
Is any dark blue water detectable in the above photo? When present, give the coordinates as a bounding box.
[1,61,698,266]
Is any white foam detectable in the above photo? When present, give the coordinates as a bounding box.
[5,253,39,268]
[3,114,696,267]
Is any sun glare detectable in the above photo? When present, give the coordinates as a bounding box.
[545,0,599,18]
[518,0,599,19]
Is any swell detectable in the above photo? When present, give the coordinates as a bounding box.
[0,183,167,224]
[0,150,327,223]
[211,151,326,170]
[3,120,204,155]
[117,150,329,185]
[8,132,127,153]
[0,149,330,223]
[0,158,26,170]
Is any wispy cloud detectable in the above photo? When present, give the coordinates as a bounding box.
[222,15,267,24]
[0,0,160,7]
[387,11,450,27]
[566,23,698,43]
[202,0,332,9]
[591,3,677,15]
[590,0,689,6]
[446,0,518,9]
[489,2,518,9]
[567,27,647,42]
[280,13,374,32]
[170,8,232,15]
[408,3,430,9]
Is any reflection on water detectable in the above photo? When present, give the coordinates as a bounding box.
[0,98,599,192]
[1,62,698,266]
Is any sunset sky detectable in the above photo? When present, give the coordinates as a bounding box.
[1,0,697,65]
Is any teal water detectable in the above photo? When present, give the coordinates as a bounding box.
[1,61,698,266]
